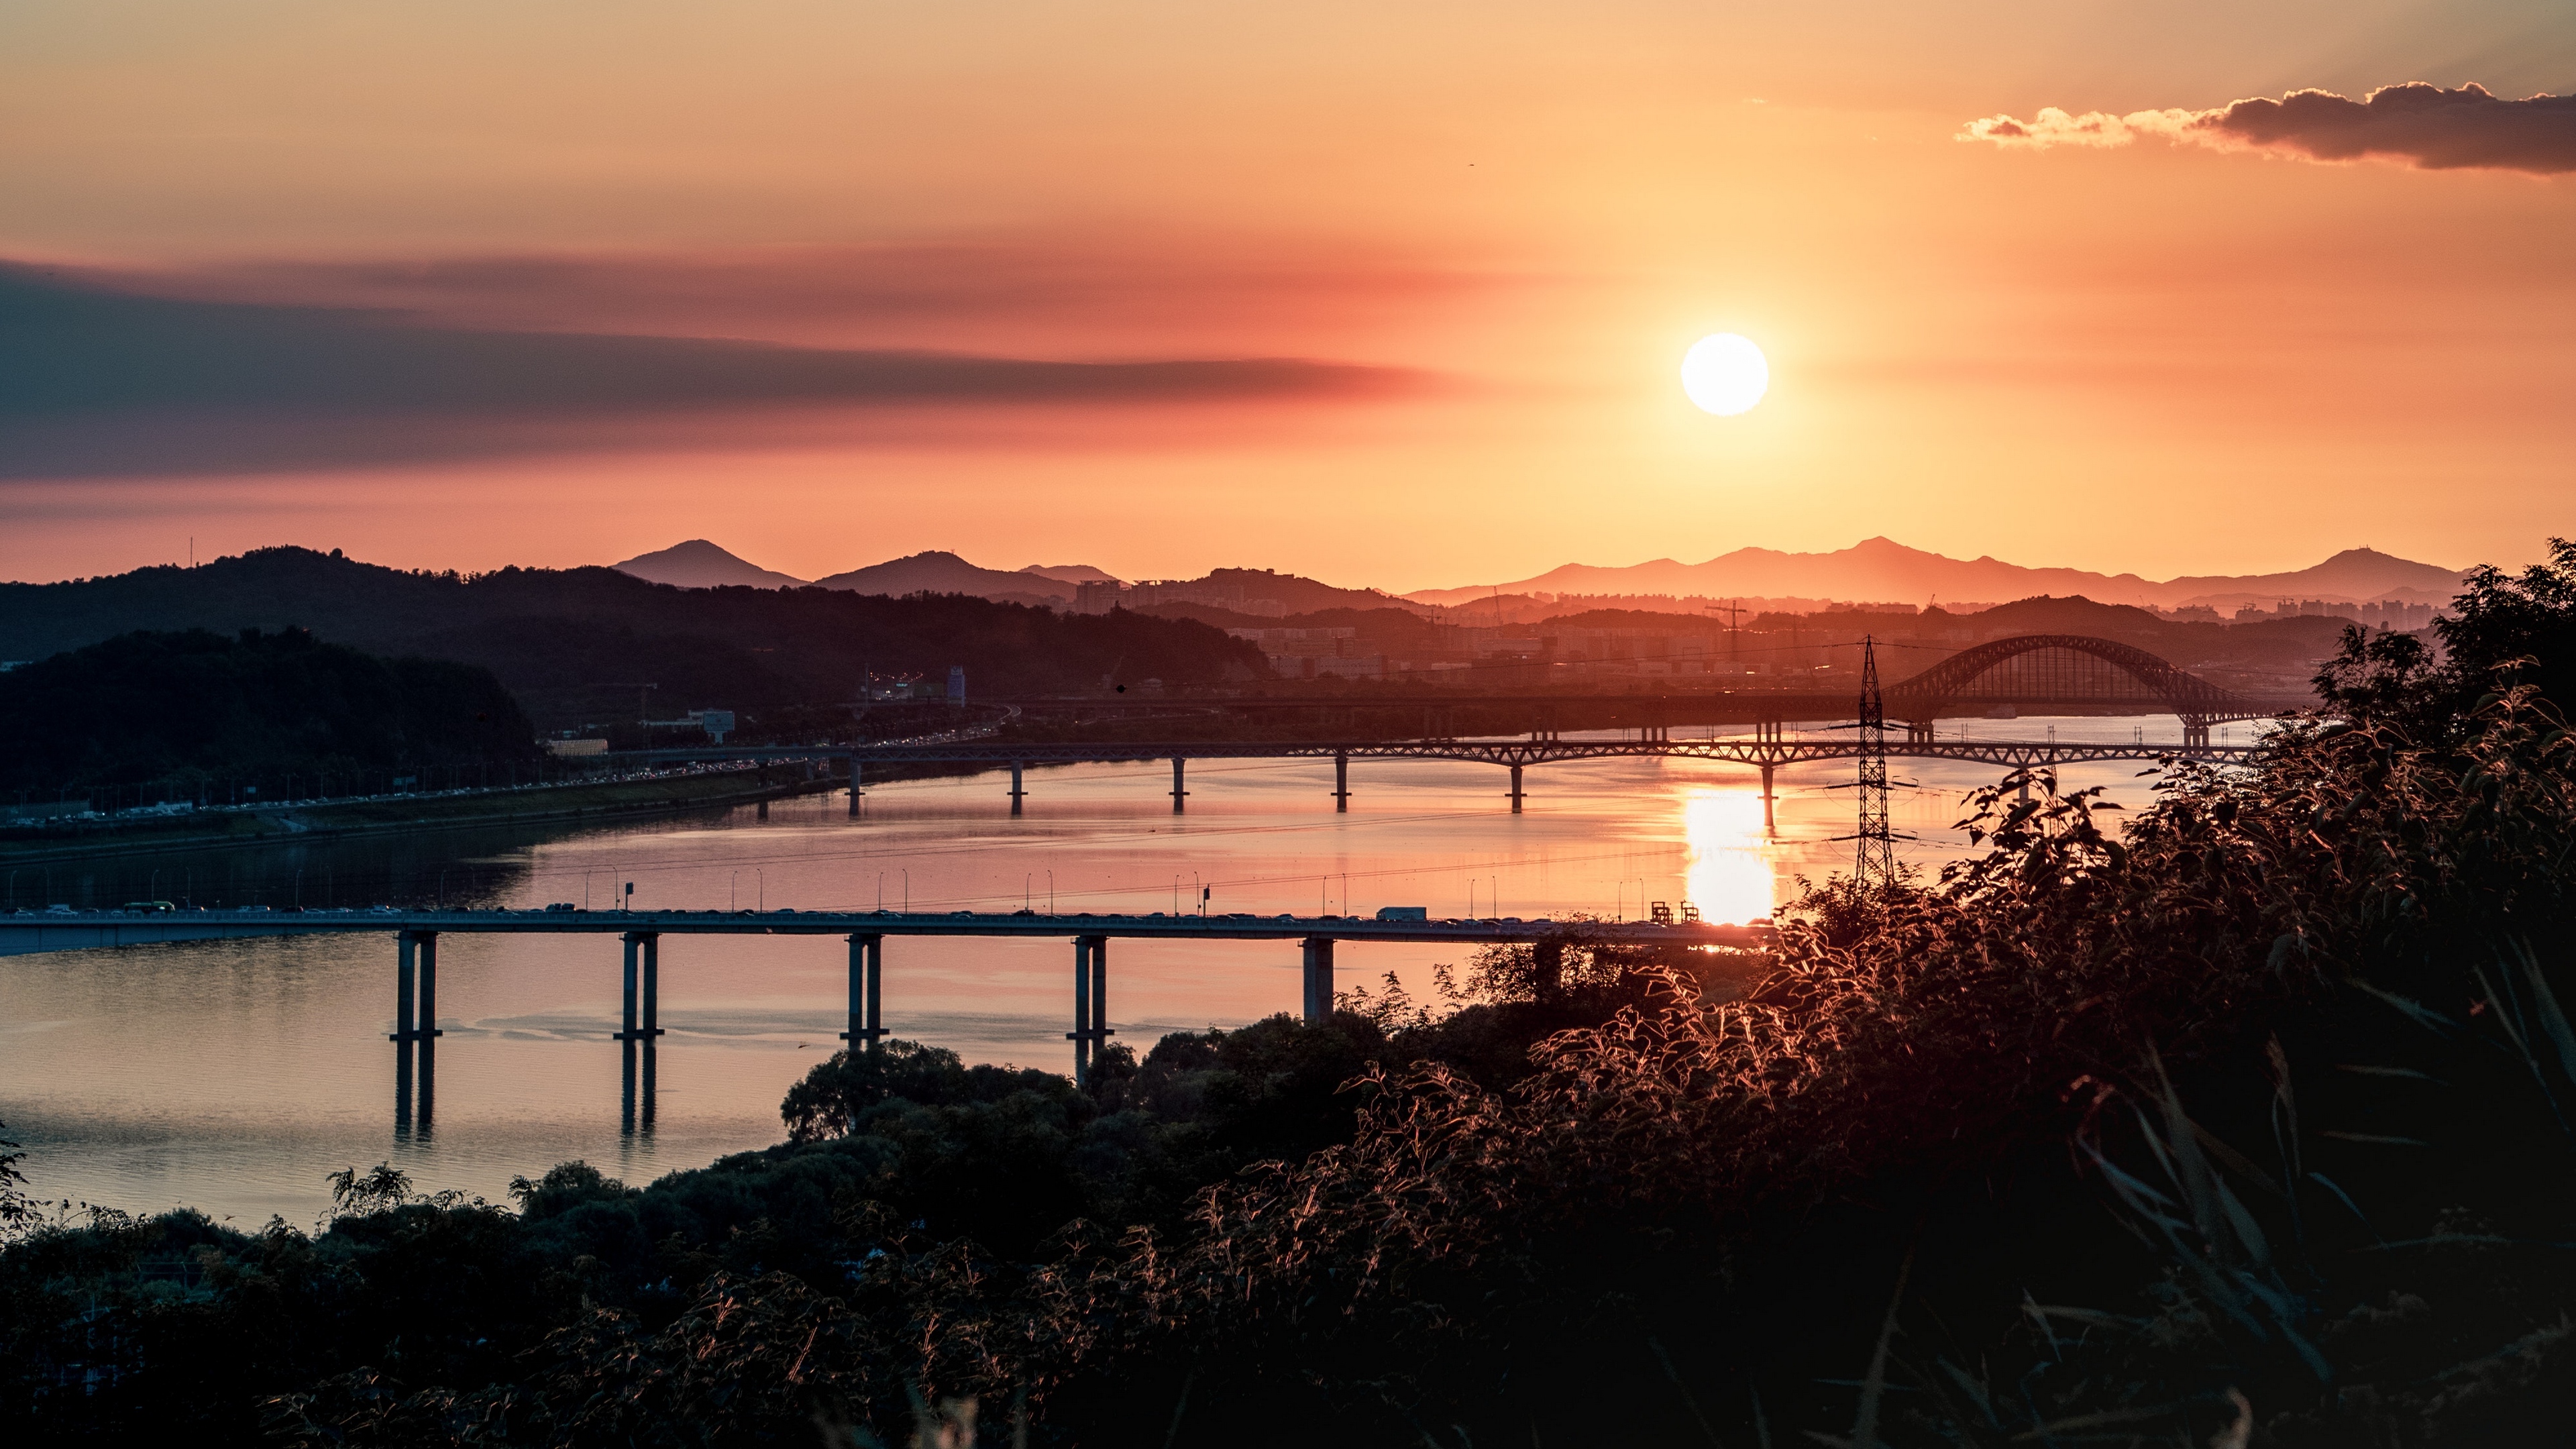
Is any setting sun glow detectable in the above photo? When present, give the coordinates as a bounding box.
[1682,789,1777,924]
[1680,334,1770,417]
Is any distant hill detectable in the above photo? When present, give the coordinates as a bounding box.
[0,627,536,792]
[612,539,809,590]
[0,548,1267,729]
[1185,568,1411,614]
[1020,564,1120,586]
[1405,538,2465,613]
[811,551,1073,606]
[2159,548,2467,610]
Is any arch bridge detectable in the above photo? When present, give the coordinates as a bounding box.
[1884,633,2267,747]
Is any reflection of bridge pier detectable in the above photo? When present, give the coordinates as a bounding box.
[1754,718,1784,833]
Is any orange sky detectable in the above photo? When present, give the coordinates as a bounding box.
[3,1,2571,588]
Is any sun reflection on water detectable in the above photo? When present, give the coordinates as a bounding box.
[1681,789,1777,924]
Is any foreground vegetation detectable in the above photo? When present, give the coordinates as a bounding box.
[7,542,2575,1445]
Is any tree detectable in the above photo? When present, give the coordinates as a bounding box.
[0,1120,36,1235]
[2318,537,2576,739]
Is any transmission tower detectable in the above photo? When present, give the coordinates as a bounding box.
[1852,635,1898,890]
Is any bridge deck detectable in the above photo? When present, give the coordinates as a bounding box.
[619,737,2259,768]
[0,908,1771,959]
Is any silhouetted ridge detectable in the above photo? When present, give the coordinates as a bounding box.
[0,547,1265,728]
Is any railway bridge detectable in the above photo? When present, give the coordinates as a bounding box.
[629,631,2285,824]
[626,734,2256,830]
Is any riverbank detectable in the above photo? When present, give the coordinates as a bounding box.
[0,767,844,869]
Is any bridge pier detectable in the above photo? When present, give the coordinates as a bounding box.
[616,932,661,1132]
[1301,936,1336,1021]
[2183,718,2210,749]
[1068,935,1112,1083]
[636,954,654,1134]
[1532,938,1564,1000]
[847,757,861,817]
[419,932,437,1127]
[620,933,639,1042]
[390,930,441,1131]
[1170,757,1188,814]
[1509,763,1524,814]
[842,933,885,1051]
[1009,761,1026,816]
[391,932,417,1046]
[1760,762,1776,835]
[614,932,664,1043]
[1334,751,1349,812]
[643,934,661,1047]
[392,937,413,1129]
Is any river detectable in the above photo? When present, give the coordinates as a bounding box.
[0,715,2248,1226]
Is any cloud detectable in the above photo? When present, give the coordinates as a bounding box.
[72,240,1490,356]
[0,264,1421,479]
[1961,83,2576,175]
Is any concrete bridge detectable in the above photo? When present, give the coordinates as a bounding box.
[0,906,1768,1130]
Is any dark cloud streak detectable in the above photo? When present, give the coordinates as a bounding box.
[0,266,1417,479]
[3,266,1404,415]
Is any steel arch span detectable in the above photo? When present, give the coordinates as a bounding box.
[1884,633,2267,745]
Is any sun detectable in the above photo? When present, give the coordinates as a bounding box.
[1680,333,1769,416]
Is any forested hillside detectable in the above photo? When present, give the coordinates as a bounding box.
[0,548,1269,727]
[0,628,535,792]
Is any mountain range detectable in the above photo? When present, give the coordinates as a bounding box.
[612,543,1111,605]
[610,537,2469,618]
[1400,538,2466,612]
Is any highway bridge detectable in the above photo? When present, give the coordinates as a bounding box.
[0,906,1770,1126]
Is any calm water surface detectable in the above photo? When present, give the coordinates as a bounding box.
[0,716,2241,1225]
